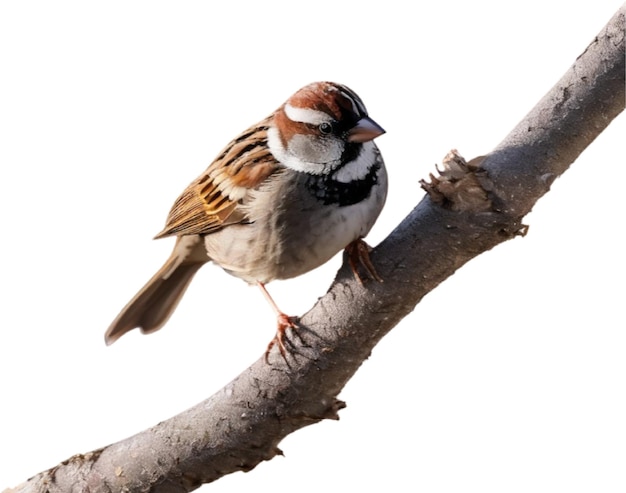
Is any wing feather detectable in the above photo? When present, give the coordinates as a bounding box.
[155,117,277,239]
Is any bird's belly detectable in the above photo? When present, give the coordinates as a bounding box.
[203,164,387,284]
[204,194,383,284]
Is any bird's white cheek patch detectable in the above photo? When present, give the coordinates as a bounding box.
[267,127,338,175]
[288,134,342,171]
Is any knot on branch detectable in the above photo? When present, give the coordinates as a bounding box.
[421,150,492,213]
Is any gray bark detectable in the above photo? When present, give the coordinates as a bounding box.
[6,6,624,493]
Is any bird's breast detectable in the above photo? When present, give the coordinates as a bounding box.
[203,155,387,284]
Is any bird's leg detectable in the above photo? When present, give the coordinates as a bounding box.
[345,238,383,284]
[258,281,298,363]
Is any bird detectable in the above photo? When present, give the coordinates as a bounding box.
[105,81,387,360]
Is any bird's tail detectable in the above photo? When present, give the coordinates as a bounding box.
[105,236,208,345]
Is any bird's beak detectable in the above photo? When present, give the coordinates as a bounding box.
[347,116,386,143]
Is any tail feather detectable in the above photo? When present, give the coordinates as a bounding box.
[105,236,208,345]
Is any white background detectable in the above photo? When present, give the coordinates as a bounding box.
[1,1,624,491]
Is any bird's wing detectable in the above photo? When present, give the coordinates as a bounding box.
[155,117,279,238]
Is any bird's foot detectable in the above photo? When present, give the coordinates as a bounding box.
[265,313,299,364]
[345,238,383,284]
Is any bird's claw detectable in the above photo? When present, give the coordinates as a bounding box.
[345,238,383,284]
[265,313,299,364]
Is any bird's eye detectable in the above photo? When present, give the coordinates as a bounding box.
[318,122,333,135]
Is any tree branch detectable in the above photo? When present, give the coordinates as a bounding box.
[7,6,624,493]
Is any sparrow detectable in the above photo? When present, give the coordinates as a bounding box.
[105,81,387,359]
